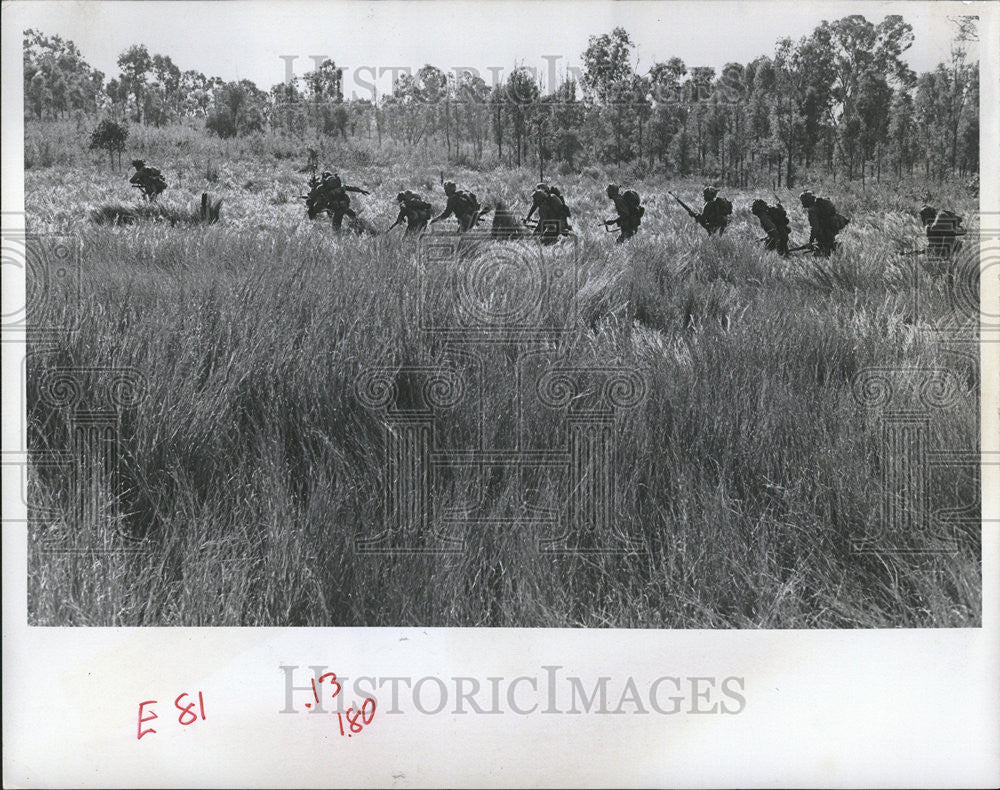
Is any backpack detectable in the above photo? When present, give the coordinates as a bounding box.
[408,198,432,221]
[768,204,790,235]
[622,190,642,211]
[833,213,850,232]
[934,209,964,233]
[716,197,733,216]
[455,190,479,215]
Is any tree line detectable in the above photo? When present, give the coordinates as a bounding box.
[24,14,979,185]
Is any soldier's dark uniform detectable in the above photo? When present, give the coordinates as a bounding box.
[129,159,167,201]
[525,183,549,224]
[318,171,369,230]
[800,191,845,256]
[390,191,432,235]
[526,183,570,245]
[548,186,572,235]
[605,184,643,244]
[751,199,790,256]
[432,181,482,232]
[699,187,730,235]
[920,205,965,258]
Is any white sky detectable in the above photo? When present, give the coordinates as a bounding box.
[12,0,982,97]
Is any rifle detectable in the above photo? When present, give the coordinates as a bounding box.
[786,242,817,254]
[899,249,927,257]
[669,191,708,231]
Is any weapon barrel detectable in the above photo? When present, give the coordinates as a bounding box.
[786,243,817,253]
[669,192,698,218]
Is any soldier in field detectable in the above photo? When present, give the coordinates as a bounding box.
[524,183,571,244]
[129,159,168,201]
[699,186,732,235]
[604,184,644,243]
[388,191,433,235]
[306,171,370,230]
[919,204,965,258]
[800,190,849,256]
[431,181,489,232]
[751,198,791,256]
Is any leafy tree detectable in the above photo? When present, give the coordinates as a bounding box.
[117,44,152,122]
[206,80,267,137]
[581,27,634,102]
[24,29,103,118]
[88,118,128,170]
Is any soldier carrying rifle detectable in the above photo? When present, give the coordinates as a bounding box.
[387,190,433,235]
[751,197,791,256]
[431,181,491,232]
[919,204,965,258]
[797,190,849,256]
[303,171,371,231]
[524,182,572,244]
[604,184,644,243]
[130,159,168,201]
[670,187,732,235]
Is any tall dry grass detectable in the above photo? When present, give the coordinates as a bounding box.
[24,121,980,626]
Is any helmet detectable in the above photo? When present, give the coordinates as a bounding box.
[799,191,815,206]
[396,192,407,203]
[131,159,145,169]
[443,181,457,195]
[703,186,718,199]
[606,184,619,197]
[751,199,767,214]
[919,205,937,226]
[535,182,549,192]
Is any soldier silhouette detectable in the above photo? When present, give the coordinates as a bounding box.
[800,191,849,256]
[129,159,167,201]
[604,184,644,243]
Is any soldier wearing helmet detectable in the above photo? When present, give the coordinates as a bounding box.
[699,186,731,235]
[129,159,168,201]
[919,204,964,258]
[751,198,791,256]
[604,184,644,243]
[388,190,433,235]
[431,180,488,232]
[800,190,848,255]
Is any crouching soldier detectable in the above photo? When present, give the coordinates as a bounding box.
[604,184,644,243]
[699,186,732,235]
[305,171,370,230]
[751,198,791,256]
[431,181,490,232]
[919,204,965,258]
[799,190,849,255]
[388,190,433,235]
[525,183,572,244]
[130,159,168,201]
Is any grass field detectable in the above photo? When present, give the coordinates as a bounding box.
[23,120,981,627]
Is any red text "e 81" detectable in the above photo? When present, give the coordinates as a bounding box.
[137,692,206,740]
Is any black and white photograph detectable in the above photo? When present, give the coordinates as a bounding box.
[15,0,986,629]
[2,0,998,785]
